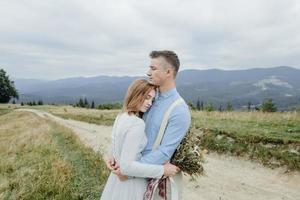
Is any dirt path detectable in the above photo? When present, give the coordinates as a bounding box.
[18,109,300,200]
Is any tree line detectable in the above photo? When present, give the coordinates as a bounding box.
[73,97,122,110]
[14,98,122,110]
[14,97,278,112]
[15,100,44,106]
[188,98,277,112]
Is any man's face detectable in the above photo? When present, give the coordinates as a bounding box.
[146,57,168,86]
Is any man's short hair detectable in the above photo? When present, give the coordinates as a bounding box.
[149,50,180,77]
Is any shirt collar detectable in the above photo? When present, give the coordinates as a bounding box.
[157,88,177,99]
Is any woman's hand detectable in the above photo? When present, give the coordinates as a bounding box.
[163,162,180,177]
[105,156,118,171]
[105,156,128,181]
[112,168,129,181]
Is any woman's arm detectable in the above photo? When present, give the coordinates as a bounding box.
[105,115,118,171]
[119,119,164,178]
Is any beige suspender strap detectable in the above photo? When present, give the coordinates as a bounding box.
[152,98,184,150]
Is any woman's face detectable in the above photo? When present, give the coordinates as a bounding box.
[139,89,156,113]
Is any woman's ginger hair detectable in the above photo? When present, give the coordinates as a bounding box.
[123,79,156,115]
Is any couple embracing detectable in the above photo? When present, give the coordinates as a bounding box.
[101,50,191,200]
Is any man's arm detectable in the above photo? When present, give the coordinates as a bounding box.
[140,105,191,165]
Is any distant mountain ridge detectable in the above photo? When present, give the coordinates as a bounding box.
[13,66,300,110]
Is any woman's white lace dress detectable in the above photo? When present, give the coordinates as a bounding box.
[100,113,163,200]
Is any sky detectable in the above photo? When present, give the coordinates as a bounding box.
[1,0,300,80]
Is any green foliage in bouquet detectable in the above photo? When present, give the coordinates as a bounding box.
[171,126,205,179]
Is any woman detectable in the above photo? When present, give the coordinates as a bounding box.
[100,79,179,200]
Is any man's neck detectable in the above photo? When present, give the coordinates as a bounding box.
[159,81,176,93]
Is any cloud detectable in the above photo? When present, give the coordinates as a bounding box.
[1,0,299,79]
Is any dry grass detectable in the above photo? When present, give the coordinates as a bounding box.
[0,110,109,200]
[27,105,120,126]
[192,111,300,143]
[192,111,300,170]
[0,104,19,116]
[0,104,119,126]
[2,104,299,171]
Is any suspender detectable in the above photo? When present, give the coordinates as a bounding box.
[152,98,184,150]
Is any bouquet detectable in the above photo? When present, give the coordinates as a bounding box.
[171,126,205,179]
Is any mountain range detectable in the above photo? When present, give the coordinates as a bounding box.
[13,66,300,110]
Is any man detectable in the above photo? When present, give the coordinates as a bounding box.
[107,50,191,199]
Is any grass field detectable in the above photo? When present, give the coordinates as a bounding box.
[1,104,300,171]
[22,105,119,126]
[0,104,119,126]
[0,104,16,116]
[191,111,300,170]
[0,110,109,200]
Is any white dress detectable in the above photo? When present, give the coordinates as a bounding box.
[100,113,164,200]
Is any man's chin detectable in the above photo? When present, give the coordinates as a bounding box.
[148,79,158,86]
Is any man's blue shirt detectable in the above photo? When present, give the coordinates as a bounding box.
[140,88,191,165]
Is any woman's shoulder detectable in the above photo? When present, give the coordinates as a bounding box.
[118,112,145,126]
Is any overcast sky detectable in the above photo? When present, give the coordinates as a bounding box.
[1,0,300,80]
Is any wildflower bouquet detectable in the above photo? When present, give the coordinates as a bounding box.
[171,126,205,179]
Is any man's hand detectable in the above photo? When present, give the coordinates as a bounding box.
[163,162,180,177]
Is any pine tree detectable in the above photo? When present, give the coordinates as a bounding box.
[205,101,215,112]
[79,98,84,107]
[84,98,89,108]
[218,104,223,112]
[196,98,201,111]
[187,101,196,110]
[226,102,233,111]
[91,100,95,109]
[38,100,43,105]
[247,101,252,111]
[261,98,277,112]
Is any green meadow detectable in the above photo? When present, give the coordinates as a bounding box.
[192,111,300,170]
[0,104,300,199]
[25,104,300,170]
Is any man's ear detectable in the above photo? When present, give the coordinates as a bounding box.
[165,67,174,77]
